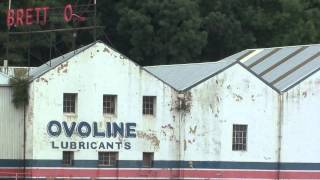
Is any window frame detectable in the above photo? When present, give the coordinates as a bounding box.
[98,152,119,166]
[143,152,154,168]
[103,95,117,115]
[232,124,248,151]
[63,93,77,114]
[142,96,156,116]
[62,151,74,166]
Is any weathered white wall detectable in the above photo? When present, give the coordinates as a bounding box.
[26,44,283,165]
[0,73,9,86]
[0,87,24,159]
[282,70,320,163]
[26,42,181,162]
[184,64,280,162]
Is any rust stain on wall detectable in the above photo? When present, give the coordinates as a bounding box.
[161,124,174,130]
[57,62,68,73]
[137,131,160,148]
[189,126,197,134]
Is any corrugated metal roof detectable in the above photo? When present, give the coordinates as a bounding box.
[29,42,96,80]
[144,50,253,91]
[29,40,320,93]
[240,44,320,92]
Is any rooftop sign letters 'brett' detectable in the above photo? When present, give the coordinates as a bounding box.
[6,4,85,28]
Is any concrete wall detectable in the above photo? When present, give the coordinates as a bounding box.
[184,64,279,162]
[282,70,320,163]
[26,42,180,162]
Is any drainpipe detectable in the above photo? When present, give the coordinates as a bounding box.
[177,93,185,179]
[277,94,284,180]
[23,103,26,180]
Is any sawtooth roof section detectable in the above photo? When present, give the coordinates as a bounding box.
[0,72,10,86]
[29,42,97,80]
[239,44,320,92]
[144,50,253,91]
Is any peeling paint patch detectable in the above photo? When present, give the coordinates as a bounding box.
[233,93,243,101]
[40,77,48,84]
[103,47,110,53]
[251,95,255,101]
[57,62,68,73]
[302,91,307,98]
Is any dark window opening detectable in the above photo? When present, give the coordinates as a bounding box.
[143,96,156,115]
[63,93,77,113]
[98,152,118,166]
[103,95,116,114]
[232,124,247,151]
[63,151,74,166]
[143,152,154,167]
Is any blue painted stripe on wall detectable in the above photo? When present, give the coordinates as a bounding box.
[0,160,24,167]
[1,159,320,170]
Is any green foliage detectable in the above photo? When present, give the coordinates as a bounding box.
[9,69,29,108]
[3,0,320,65]
[115,0,207,65]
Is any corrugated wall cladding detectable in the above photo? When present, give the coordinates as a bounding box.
[0,87,24,159]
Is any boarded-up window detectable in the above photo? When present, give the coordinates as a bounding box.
[98,152,118,166]
[143,152,154,167]
[63,151,74,166]
[103,95,116,114]
[232,124,247,151]
[63,93,77,113]
[143,96,156,115]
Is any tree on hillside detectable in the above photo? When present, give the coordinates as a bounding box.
[115,0,207,65]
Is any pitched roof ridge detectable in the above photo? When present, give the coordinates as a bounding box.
[144,60,229,68]
[246,43,320,51]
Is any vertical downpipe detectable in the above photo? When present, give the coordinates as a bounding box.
[177,92,185,179]
[178,95,182,179]
[23,103,26,179]
[277,94,284,180]
[94,0,97,41]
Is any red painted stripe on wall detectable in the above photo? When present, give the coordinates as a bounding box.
[0,168,27,177]
[1,168,320,179]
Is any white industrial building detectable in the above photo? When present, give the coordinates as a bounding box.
[0,41,320,179]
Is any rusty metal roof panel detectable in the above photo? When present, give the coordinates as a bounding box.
[144,50,252,91]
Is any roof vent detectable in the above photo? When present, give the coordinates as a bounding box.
[3,60,8,68]
[2,60,8,74]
